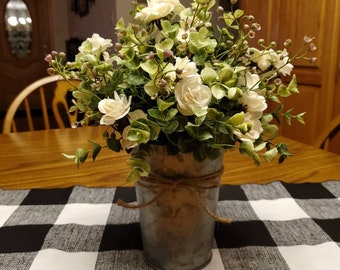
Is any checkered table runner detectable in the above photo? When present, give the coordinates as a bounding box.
[1,181,340,270]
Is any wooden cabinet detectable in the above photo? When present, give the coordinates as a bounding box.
[0,0,53,112]
[239,0,340,152]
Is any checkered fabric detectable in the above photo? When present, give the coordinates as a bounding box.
[1,181,340,270]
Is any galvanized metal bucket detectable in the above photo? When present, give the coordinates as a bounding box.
[136,146,224,270]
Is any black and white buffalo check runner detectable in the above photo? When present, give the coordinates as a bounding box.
[1,181,340,270]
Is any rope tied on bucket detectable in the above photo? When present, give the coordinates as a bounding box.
[117,167,232,224]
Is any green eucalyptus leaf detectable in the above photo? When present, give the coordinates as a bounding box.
[239,141,254,155]
[278,84,291,97]
[223,12,235,27]
[62,153,76,160]
[144,119,161,140]
[197,130,213,141]
[144,81,159,97]
[212,85,226,99]
[115,18,125,30]
[127,129,150,143]
[262,147,279,162]
[254,142,267,152]
[76,148,89,162]
[193,52,208,66]
[263,123,279,136]
[228,112,245,126]
[201,66,217,84]
[287,74,299,93]
[261,114,273,125]
[126,157,150,182]
[239,142,260,165]
[127,73,145,85]
[219,67,233,83]
[277,143,293,156]
[157,98,174,111]
[227,87,242,99]
[148,108,165,121]
[126,168,143,182]
[127,158,150,174]
[217,122,233,134]
[88,140,102,161]
[195,115,206,126]
[106,137,122,152]
[189,27,217,55]
[155,38,174,59]
[165,108,178,121]
[278,154,286,164]
[131,119,151,131]
[207,108,224,121]
[185,123,197,138]
[234,9,244,19]
[69,105,77,113]
[225,78,237,87]
[267,93,279,103]
[162,120,179,134]
[161,20,179,39]
[140,60,158,75]
[297,112,306,125]
[92,146,101,161]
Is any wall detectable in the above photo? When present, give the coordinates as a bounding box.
[50,0,124,52]
[67,1,116,41]
[50,0,69,52]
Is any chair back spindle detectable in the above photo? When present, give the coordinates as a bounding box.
[2,75,80,134]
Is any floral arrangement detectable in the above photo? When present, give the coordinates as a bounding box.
[46,0,315,182]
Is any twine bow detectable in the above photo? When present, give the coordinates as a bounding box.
[117,167,231,224]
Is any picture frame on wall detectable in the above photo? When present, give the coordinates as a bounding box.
[71,0,90,17]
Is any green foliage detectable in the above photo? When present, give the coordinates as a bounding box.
[47,0,316,182]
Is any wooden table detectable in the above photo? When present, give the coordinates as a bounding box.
[0,127,339,189]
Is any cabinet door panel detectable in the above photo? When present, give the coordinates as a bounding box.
[240,0,339,150]
[0,0,52,111]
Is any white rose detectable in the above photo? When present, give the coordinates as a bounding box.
[250,48,281,71]
[249,48,270,71]
[174,76,212,117]
[75,52,97,63]
[153,0,185,14]
[238,72,260,90]
[274,49,294,76]
[78,33,112,56]
[98,92,132,125]
[233,112,263,142]
[135,0,184,23]
[175,57,197,78]
[238,90,267,113]
[250,48,293,76]
[135,3,172,22]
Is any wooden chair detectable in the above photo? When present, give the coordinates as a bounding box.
[2,75,80,134]
[314,114,340,151]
